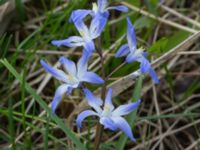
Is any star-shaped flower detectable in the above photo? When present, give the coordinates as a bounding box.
[76,88,140,141]
[40,53,104,112]
[51,9,105,54]
[52,0,128,54]
[115,18,159,84]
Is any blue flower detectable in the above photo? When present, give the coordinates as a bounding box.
[76,88,140,141]
[115,18,159,84]
[51,10,104,54]
[92,0,128,16]
[40,53,104,113]
[52,0,128,54]
[69,0,128,35]
[91,0,128,36]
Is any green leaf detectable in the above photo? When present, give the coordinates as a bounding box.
[122,0,141,6]
[0,0,8,5]
[165,31,190,50]
[15,0,26,21]
[0,59,86,150]
[134,16,152,30]
[145,0,160,15]
[0,33,12,59]
[116,76,143,150]
[149,37,168,54]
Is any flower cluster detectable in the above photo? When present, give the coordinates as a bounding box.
[41,0,159,142]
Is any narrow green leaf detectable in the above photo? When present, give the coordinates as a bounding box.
[116,76,143,150]
[148,37,168,54]
[134,16,152,29]
[0,59,86,150]
[15,0,26,21]
[0,33,12,59]
[44,115,49,150]
[8,98,16,150]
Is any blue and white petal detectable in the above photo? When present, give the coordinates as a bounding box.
[90,13,108,39]
[100,117,117,131]
[107,5,128,12]
[69,9,92,23]
[81,72,104,84]
[97,0,108,12]
[115,44,130,58]
[59,57,77,76]
[137,53,159,83]
[149,68,159,84]
[40,60,68,83]
[51,84,69,113]
[76,110,98,128]
[83,88,103,112]
[104,88,114,110]
[112,99,141,116]
[125,52,137,63]
[112,116,136,141]
[84,40,95,53]
[77,50,90,78]
[74,20,90,38]
[51,36,84,47]
[139,57,151,74]
[127,18,137,51]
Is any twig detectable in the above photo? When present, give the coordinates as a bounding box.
[160,5,200,28]
[151,84,163,150]
[185,138,200,150]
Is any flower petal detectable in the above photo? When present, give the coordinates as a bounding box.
[51,36,84,47]
[84,40,95,53]
[81,72,104,84]
[59,57,77,76]
[115,44,130,58]
[77,50,90,78]
[139,57,151,74]
[113,99,141,116]
[149,68,160,84]
[98,0,108,12]
[90,13,108,39]
[69,9,92,23]
[107,5,129,12]
[40,60,68,83]
[100,117,117,131]
[52,84,69,113]
[127,17,137,51]
[105,88,114,110]
[112,116,136,141]
[125,52,137,63]
[76,110,98,128]
[83,88,103,113]
[143,52,148,58]
[137,56,159,84]
[74,20,90,38]
[140,60,159,84]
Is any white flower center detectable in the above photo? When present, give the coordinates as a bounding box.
[131,48,144,59]
[102,105,112,117]
[68,74,79,86]
[80,30,93,42]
